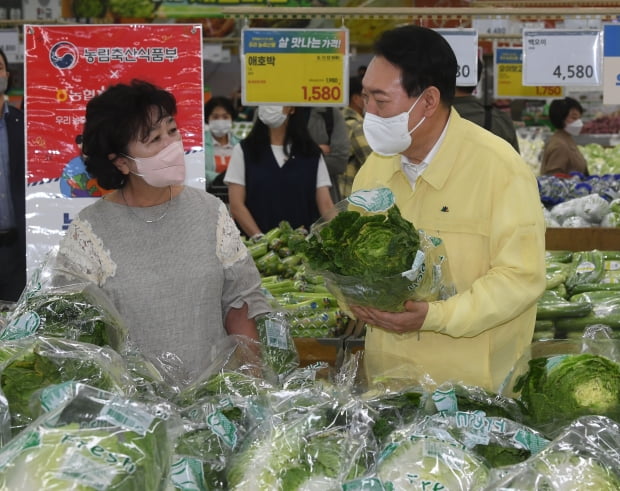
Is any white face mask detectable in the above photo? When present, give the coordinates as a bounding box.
[564,119,583,137]
[258,105,288,128]
[0,76,7,94]
[209,118,232,138]
[363,94,426,156]
[123,140,186,187]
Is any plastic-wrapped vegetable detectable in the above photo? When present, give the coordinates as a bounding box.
[172,395,253,491]
[256,312,300,379]
[485,416,620,490]
[505,339,620,436]
[373,434,489,490]
[0,384,176,490]
[2,282,128,351]
[0,336,135,437]
[300,188,455,313]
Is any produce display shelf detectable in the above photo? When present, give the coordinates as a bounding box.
[294,337,343,367]
[545,227,620,252]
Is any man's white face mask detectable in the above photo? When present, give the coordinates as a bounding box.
[362,93,426,156]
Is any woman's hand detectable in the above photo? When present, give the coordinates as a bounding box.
[349,300,429,334]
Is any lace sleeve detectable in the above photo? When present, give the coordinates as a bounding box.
[216,202,249,267]
[57,217,117,286]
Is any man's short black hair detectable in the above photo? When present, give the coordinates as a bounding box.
[0,48,12,93]
[349,76,363,100]
[373,25,457,106]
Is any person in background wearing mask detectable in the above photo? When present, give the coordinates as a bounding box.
[0,48,26,302]
[540,97,588,176]
[224,105,334,239]
[55,80,271,379]
[340,75,372,198]
[204,96,239,187]
[350,25,546,391]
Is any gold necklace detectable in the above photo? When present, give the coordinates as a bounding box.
[120,185,172,223]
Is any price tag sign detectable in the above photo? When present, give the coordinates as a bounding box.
[435,29,478,86]
[494,47,564,99]
[241,28,348,106]
[522,29,601,86]
[603,24,620,104]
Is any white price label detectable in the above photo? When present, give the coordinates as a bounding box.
[522,29,601,86]
[603,24,620,105]
[435,29,479,86]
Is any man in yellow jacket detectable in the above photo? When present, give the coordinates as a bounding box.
[350,25,546,392]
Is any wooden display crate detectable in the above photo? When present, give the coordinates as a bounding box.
[545,227,620,252]
[293,337,343,367]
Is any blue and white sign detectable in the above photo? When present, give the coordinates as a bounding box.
[603,24,620,104]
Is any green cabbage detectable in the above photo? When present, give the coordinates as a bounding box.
[300,206,423,311]
[375,435,489,490]
[0,390,172,490]
[513,353,620,431]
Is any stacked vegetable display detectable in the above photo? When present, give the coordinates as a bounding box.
[245,221,353,338]
[535,249,620,341]
[0,251,619,488]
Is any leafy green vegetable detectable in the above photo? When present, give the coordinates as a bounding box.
[0,390,172,490]
[497,450,620,490]
[226,411,329,490]
[513,353,620,432]
[255,313,300,378]
[0,337,134,432]
[363,388,425,443]
[300,206,424,311]
[2,288,127,351]
[375,435,489,490]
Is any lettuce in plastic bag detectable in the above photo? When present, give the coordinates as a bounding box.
[0,385,175,490]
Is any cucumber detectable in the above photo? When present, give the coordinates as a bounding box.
[536,290,592,320]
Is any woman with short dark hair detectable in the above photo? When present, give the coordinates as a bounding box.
[56,79,271,378]
[541,97,589,175]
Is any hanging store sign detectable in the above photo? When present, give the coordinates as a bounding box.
[241,28,348,106]
[522,29,602,86]
[24,24,204,273]
[494,47,564,99]
[603,24,620,105]
[435,29,479,86]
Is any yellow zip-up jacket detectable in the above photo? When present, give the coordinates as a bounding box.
[352,109,546,391]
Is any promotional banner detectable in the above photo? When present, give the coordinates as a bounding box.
[24,24,204,272]
[241,28,348,106]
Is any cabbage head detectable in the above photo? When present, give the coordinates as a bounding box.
[514,353,620,431]
[303,205,419,280]
[375,435,489,490]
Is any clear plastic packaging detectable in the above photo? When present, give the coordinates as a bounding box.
[303,188,455,314]
[484,416,620,490]
[0,384,178,490]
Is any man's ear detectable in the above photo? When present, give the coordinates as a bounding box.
[421,86,442,117]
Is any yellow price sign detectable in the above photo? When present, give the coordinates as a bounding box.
[241,28,348,106]
[494,47,563,99]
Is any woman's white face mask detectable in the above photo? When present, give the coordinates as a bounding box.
[362,93,426,156]
[564,118,583,137]
[258,105,288,128]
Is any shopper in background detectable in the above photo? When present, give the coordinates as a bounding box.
[351,25,546,391]
[225,105,334,239]
[453,58,520,153]
[304,106,350,202]
[0,48,26,302]
[55,80,271,378]
[340,76,372,198]
[540,97,589,176]
[204,96,240,203]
